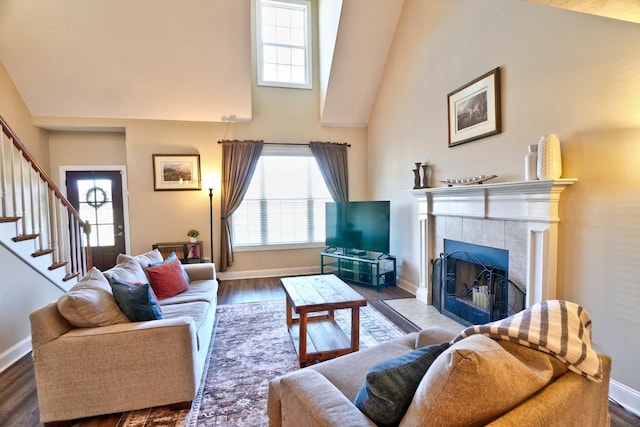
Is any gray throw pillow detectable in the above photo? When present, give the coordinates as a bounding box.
[111,280,164,322]
[354,341,450,427]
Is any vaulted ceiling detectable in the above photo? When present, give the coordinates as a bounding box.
[0,0,637,128]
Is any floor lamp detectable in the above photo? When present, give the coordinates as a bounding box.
[208,187,214,263]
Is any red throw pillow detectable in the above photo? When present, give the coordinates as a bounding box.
[145,259,190,299]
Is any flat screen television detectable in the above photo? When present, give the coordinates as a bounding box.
[325,201,390,254]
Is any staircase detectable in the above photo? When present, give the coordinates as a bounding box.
[0,115,91,292]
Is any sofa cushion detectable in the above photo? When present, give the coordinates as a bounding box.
[149,251,191,284]
[452,300,603,382]
[159,279,218,306]
[57,267,130,328]
[117,249,164,269]
[111,280,164,322]
[161,300,212,350]
[354,341,450,427]
[311,333,419,402]
[103,256,148,285]
[401,334,554,427]
[145,258,190,299]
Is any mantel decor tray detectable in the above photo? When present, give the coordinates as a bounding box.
[439,174,497,187]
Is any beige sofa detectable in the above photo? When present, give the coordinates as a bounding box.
[29,251,218,426]
[269,303,611,427]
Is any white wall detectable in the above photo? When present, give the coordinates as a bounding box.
[0,61,62,370]
[369,0,640,401]
[0,244,63,370]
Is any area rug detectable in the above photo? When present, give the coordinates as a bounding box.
[117,299,405,426]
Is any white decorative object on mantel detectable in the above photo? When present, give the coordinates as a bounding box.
[537,134,562,180]
[525,144,538,181]
[410,179,576,309]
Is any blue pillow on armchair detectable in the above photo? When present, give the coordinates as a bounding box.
[354,341,450,427]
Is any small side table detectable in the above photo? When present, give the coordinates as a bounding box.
[152,241,203,264]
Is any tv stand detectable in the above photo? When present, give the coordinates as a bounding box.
[347,249,367,257]
[320,251,396,292]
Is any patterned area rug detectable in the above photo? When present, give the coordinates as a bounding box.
[117,299,405,426]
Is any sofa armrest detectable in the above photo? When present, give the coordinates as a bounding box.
[33,316,199,422]
[415,326,457,348]
[30,302,73,349]
[279,370,375,427]
[183,262,216,281]
[486,355,612,427]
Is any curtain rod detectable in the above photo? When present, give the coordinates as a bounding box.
[217,141,351,147]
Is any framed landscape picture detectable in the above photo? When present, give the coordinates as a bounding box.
[153,154,201,191]
[447,67,501,147]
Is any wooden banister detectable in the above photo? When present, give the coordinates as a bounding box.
[0,114,93,283]
[0,116,84,223]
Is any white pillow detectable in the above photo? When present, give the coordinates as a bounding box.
[103,256,148,285]
[57,267,130,327]
[117,249,163,269]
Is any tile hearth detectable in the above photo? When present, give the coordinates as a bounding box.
[385,298,465,335]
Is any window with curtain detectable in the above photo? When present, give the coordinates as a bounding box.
[232,145,331,249]
[255,0,312,89]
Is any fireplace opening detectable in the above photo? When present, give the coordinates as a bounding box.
[432,240,525,325]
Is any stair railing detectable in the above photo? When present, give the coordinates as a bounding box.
[0,115,92,285]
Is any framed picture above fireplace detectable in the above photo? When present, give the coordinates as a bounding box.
[447,67,501,147]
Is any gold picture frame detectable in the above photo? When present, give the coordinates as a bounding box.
[448,67,501,147]
[153,154,201,191]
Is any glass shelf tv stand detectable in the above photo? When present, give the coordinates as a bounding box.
[320,250,396,292]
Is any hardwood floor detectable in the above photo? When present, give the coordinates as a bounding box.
[1,277,638,426]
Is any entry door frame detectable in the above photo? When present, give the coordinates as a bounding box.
[59,165,132,255]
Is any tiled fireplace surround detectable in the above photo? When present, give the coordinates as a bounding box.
[411,179,576,308]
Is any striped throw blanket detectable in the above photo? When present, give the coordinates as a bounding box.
[451,300,603,382]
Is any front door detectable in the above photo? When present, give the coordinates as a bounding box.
[66,170,126,270]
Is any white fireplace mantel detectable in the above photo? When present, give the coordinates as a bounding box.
[411,179,576,308]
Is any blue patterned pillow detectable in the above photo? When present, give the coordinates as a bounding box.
[149,251,191,283]
[111,280,163,322]
[354,342,450,427]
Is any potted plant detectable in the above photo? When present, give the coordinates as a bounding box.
[187,229,200,243]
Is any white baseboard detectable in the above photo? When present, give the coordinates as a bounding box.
[396,277,418,296]
[0,337,31,374]
[610,378,640,418]
[216,266,321,281]
[219,268,419,299]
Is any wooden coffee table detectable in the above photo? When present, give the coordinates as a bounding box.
[281,274,367,367]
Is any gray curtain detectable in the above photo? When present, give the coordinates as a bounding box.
[309,141,349,202]
[219,140,264,271]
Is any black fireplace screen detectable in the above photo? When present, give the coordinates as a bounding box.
[432,250,525,325]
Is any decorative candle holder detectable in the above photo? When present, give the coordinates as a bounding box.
[421,163,432,188]
[411,162,422,189]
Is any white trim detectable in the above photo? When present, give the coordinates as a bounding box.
[234,242,325,252]
[0,337,31,375]
[397,277,418,296]
[255,0,313,90]
[609,379,640,418]
[216,265,320,281]
[58,165,131,255]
